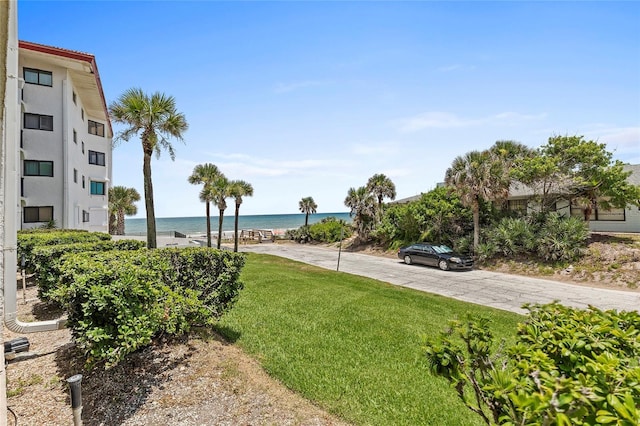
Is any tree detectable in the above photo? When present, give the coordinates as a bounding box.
[299,196,317,227]
[188,163,224,248]
[108,186,141,235]
[366,173,396,222]
[229,180,254,252]
[445,150,511,252]
[344,186,376,241]
[109,88,188,248]
[515,135,640,218]
[203,175,230,250]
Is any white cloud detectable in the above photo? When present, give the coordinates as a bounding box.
[395,111,547,132]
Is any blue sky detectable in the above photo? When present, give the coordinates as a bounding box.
[18,1,640,217]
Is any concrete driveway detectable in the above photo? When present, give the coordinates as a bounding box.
[240,243,640,314]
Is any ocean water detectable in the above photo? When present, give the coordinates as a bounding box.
[124,212,352,236]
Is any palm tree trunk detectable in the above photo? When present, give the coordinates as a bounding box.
[108,212,117,235]
[143,152,157,248]
[305,212,309,227]
[472,205,480,254]
[205,201,212,247]
[217,209,224,250]
[234,203,240,252]
[117,209,126,235]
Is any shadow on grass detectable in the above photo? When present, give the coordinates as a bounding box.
[212,324,242,343]
[54,335,195,426]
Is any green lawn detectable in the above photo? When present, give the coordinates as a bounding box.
[217,253,523,425]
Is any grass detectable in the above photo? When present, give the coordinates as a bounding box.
[217,253,523,425]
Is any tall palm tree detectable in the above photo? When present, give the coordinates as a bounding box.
[108,186,141,235]
[445,149,510,252]
[229,180,254,252]
[188,163,224,247]
[366,173,396,222]
[203,175,231,250]
[344,186,376,241]
[109,88,188,248]
[299,196,318,227]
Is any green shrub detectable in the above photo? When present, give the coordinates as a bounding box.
[18,230,111,270]
[537,213,589,262]
[308,217,351,243]
[53,248,245,368]
[31,239,146,301]
[285,225,311,243]
[485,217,536,257]
[424,303,640,425]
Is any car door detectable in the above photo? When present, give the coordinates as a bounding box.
[422,245,439,267]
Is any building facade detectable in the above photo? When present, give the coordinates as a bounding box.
[18,41,111,231]
[507,164,640,234]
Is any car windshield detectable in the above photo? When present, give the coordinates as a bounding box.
[433,245,453,254]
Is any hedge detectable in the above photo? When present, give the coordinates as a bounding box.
[18,230,111,270]
[31,239,146,301]
[52,248,245,368]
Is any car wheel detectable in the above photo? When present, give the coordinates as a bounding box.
[404,255,412,265]
[438,259,449,271]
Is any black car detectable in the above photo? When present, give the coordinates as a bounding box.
[397,243,473,271]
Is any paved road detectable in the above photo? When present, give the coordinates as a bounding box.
[240,243,640,314]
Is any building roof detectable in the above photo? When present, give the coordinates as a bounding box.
[508,163,640,198]
[18,40,112,137]
[390,194,423,205]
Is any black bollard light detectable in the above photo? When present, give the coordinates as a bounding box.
[66,374,83,426]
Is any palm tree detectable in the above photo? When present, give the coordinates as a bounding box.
[108,186,141,235]
[188,163,224,247]
[229,180,254,252]
[109,88,188,248]
[203,175,231,250]
[299,196,317,227]
[445,149,510,252]
[344,186,376,241]
[366,173,396,222]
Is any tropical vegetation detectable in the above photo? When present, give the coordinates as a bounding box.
[298,196,317,227]
[424,303,640,425]
[366,173,396,222]
[109,88,188,248]
[108,185,140,235]
[229,180,254,252]
[188,163,224,247]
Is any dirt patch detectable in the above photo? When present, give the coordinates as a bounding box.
[4,286,350,426]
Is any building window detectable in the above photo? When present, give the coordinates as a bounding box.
[24,206,53,223]
[570,201,626,222]
[82,176,85,189]
[23,68,52,87]
[73,129,77,144]
[24,160,53,177]
[82,141,85,154]
[82,210,90,223]
[507,199,527,213]
[74,169,78,183]
[21,178,24,197]
[88,120,105,137]
[88,150,106,166]
[81,108,84,121]
[90,181,105,195]
[72,91,77,105]
[24,113,53,131]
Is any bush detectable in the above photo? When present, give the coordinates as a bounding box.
[18,230,111,270]
[375,187,473,250]
[53,248,245,368]
[308,217,351,243]
[485,217,536,257]
[285,225,311,243]
[424,303,640,425]
[536,213,589,262]
[31,239,146,301]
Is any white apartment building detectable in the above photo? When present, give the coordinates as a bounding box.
[18,41,112,231]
